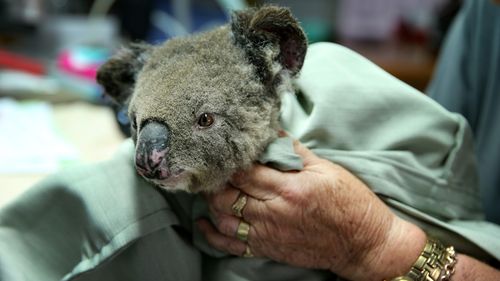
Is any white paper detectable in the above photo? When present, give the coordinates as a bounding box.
[0,98,79,174]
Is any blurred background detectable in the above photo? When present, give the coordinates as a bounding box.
[0,0,462,205]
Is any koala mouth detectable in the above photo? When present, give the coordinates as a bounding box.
[149,169,191,191]
[136,158,189,190]
[135,151,188,188]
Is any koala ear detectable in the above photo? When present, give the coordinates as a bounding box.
[96,43,153,104]
[231,5,307,83]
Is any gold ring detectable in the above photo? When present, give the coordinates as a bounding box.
[236,220,251,241]
[243,244,254,258]
[231,193,248,218]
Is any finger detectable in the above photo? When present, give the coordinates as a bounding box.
[207,191,263,222]
[196,219,250,257]
[212,212,241,238]
[211,212,257,241]
[231,165,288,200]
[292,139,320,167]
[205,185,240,216]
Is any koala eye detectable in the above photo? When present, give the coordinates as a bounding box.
[197,113,215,127]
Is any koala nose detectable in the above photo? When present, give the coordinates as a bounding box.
[135,121,170,180]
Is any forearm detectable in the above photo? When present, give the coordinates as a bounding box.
[453,254,500,280]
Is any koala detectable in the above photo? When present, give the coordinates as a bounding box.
[97,6,307,193]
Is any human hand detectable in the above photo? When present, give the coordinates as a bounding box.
[198,140,427,281]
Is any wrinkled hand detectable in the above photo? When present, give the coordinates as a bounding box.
[198,140,426,281]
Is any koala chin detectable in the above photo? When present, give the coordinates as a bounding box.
[97,5,307,193]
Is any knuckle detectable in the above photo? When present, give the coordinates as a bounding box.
[280,184,308,206]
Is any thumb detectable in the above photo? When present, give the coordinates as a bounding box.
[230,165,285,200]
[292,139,320,167]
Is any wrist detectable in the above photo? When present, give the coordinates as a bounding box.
[358,217,427,281]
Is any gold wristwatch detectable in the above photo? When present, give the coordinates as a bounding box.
[389,238,457,281]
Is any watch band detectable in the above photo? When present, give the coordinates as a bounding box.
[389,238,457,281]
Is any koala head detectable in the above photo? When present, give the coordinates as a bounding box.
[97,6,307,193]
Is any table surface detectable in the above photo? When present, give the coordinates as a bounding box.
[0,102,126,208]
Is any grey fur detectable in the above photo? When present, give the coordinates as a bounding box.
[97,5,307,193]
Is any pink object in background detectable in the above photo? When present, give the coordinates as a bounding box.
[56,47,109,82]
